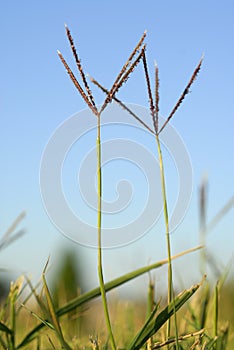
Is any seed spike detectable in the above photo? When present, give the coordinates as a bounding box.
[113,30,147,89]
[159,56,203,134]
[127,30,147,68]
[100,31,147,113]
[101,44,146,114]
[90,76,155,135]
[57,50,98,116]
[64,25,97,110]
[154,61,159,134]
[112,45,146,96]
[142,51,156,133]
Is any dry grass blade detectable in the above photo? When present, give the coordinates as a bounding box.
[142,51,156,131]
[154,62,159,134]
[22,303,54,330]
[100,31,146,113]
[2,211,25,240]
[57,50,98,116]
[152,329,204,349]
[0,211,26,251]
[0,229,25,251]
[65,24,97,109]
[207,196,234,233]
[90,77,155,134]
[159,55,203,134]
[101,44,146,113]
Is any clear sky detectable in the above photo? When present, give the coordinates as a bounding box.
[0,1,233,295]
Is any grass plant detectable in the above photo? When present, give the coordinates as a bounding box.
[0,27,233,349]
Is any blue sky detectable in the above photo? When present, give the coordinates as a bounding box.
[0,1,234,294]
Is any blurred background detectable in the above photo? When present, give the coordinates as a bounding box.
[0,1,233,299]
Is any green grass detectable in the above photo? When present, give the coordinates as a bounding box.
[1,26,234,349]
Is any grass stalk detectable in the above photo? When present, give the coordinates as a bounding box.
[156,133,179,350]
[17,247,201,349]
[97,113,116,350]
[146,276,156,350]
[9,291,15,350]
[8,277,23,350]
[214,281,219,340]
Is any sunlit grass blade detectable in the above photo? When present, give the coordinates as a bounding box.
[200,284,210,329]
[146,274,156,319]
[128,305,158,350]
[0,322,12,335]
[146,275,157,349]
[22,303,54,330]
[127,282,201,350]
[57,246,201,317]
[8,276,24,350]
[152,329,204,349]
[217,323,229,350]
[16,246,201,349]
[213,281,219,338]
[18,275,45,314]
[156,133,178,347]
[42,259,72,350]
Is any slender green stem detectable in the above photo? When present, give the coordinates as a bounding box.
[214,282,219,339]
[10,296,15,350]
[97,114,116,350]
[156,134,179,350]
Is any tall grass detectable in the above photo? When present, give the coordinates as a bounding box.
[58,25,147,349]
[0,27,233,349]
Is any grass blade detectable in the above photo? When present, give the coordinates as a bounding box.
[0,322,12,335]
[152,329,204,349]
[213,281,219,339]
[127,282,201,350]
[0,212,26,251]
[42,260,72,350]
[16,245,201,348]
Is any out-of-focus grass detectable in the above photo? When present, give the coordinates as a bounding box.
[0,268,234,349]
